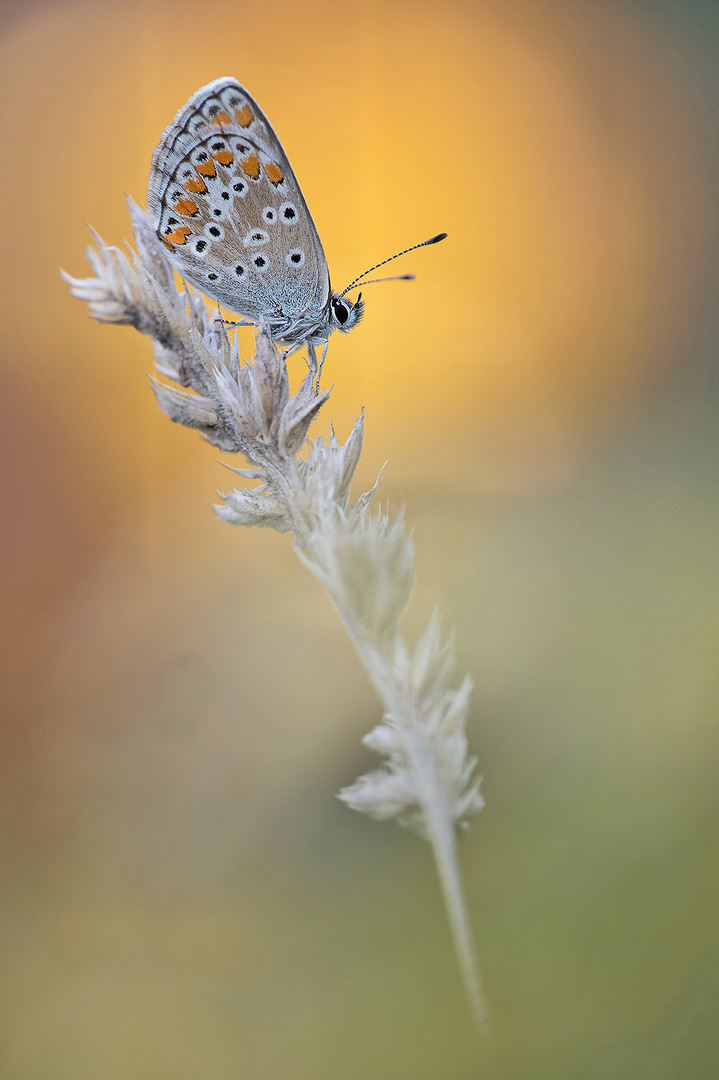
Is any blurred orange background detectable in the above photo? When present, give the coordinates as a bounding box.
[1,1,718,1077]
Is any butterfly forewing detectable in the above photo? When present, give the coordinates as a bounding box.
[147,78,330,326]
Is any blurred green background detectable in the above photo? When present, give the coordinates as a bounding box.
[1,0,718,1076]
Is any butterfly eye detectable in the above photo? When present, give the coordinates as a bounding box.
[333,299,350,325]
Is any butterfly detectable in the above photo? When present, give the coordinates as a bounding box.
[147,77,446,386]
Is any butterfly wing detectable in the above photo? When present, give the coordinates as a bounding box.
[147,77,330,330]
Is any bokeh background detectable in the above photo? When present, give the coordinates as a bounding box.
[1,0,718,1076]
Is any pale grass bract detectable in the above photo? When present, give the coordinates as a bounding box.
[62,198,489,1032]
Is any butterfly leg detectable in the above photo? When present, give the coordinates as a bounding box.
[281,341,303,362]
[210,314,231,348]
[306,343,318,386]
[315,342,329,395]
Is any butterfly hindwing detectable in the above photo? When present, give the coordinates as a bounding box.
[147,77,330,324]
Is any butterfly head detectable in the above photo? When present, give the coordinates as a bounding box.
[329,292,364,334]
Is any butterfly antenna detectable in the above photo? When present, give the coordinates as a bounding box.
[340,233,447,297]
[358,274,415,287]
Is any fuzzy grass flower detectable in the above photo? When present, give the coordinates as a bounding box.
[63,200,489,1031]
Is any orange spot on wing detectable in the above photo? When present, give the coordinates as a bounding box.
[212,111,231,125]
[241,153,260,179]
[234,105,253,127]
[184,175,207,194]
[163,239,175,251]
[165,225,192,246]
[265,161,283,185]
[173,197,199,216]
[213,149,234,166]
[196,157,216,178]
